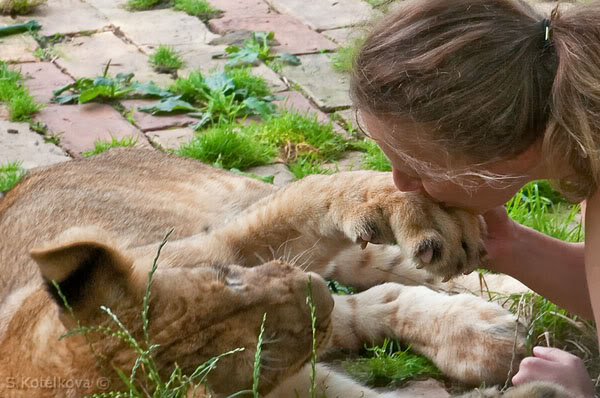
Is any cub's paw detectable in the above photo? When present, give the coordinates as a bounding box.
[409,206,488,281]
[418,293,526,385]
[337,185,487,281]
[456,381,570,398]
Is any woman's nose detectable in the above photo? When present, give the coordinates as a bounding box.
[392,168,424,192]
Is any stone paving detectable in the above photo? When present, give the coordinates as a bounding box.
[0,0,568,394]
[0,0,367,170]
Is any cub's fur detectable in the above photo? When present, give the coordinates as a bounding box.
[0,149,564,397]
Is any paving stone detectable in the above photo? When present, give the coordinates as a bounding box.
[322,27,361,45]
[86,0,130,20]
[246,163,295,186]
[280,53,351,111]
[177,45,229,75]
[209,14,337,55]
[273,91,346,135]
[1,0,109,37]
[267,0,372,31]
[206,0,271,17]
[323,151,364,172]
[0,121,70,169]
[0,105,8,120]
[334,108,365,137]
[0,34,38,63]
[253,63,287,93]
[13,62,74,104]
[35,103,148,155]
[109,8,220,53]
[120,99,198,132]
[53,32,173,87]
[147,127,196,150]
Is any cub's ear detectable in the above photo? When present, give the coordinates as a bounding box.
[30,227,142,324]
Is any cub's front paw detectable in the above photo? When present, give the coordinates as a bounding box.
[408,206,488,281]
[338,185,487,281]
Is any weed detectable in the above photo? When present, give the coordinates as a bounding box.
[330,36,365,74]
[252,313,267,398]
[149,45,185,73]
[0,0,45,15]
[506,182,583,242]
[173,0,221,21]
[53,65,172,105]
[0,161,25,192]
[289,155,333,180]
[126,0,162,11]
[343,340,442,387]
[0,61,41,121]
[56,230,245,397]
[355,139,391,172]
[229,169,275,184]
[82,136,139,157]
[177,123,276,170]
[222,32,300,68]
[147,69,276,128]
[306,276,318,398]
[247,109,351,163]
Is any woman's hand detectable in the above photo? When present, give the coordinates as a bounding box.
[513,346,595,398]
[481,205,521,271]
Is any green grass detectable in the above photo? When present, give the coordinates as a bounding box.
[125,0,161,11]
[247,109,352,164]
[506,181,583,242]
[0,162,25,192]
[57,230,246,397]
[343,340,442,387]
[288,155,333,180]
[0,61,41,121]
[172,0,221,20]
[149,45,184,72]
[82,136,138,157]
[356,139,392,172]
[1,0,46,14]
[330,36,365,73]
[177,124,276,170]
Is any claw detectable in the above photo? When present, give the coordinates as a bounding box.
[415,263,425,270]
[360,239,368,250]
[442,275,452,283]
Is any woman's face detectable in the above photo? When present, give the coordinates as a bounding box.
[360,112,546,214]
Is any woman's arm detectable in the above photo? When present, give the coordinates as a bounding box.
[584,191,600,341]
[483,207,592,319]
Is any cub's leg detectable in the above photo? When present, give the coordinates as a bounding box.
[210,171,486,281]
[264,363,406,398]
[322,283,526,386]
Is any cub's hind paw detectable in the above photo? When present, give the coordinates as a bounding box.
[457,382,571,398]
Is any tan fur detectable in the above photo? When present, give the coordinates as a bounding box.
[0,148,561,397]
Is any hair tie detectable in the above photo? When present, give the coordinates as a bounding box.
[542,18,552,42]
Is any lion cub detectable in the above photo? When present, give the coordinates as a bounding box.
[0,149,563,397]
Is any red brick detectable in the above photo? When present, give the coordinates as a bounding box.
[209,15,336,55]
[15,62,74,104]
[35,104,149,155]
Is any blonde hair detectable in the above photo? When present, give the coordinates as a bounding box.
[351,0,600,202]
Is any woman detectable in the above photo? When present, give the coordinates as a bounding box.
[350,0,600,396]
